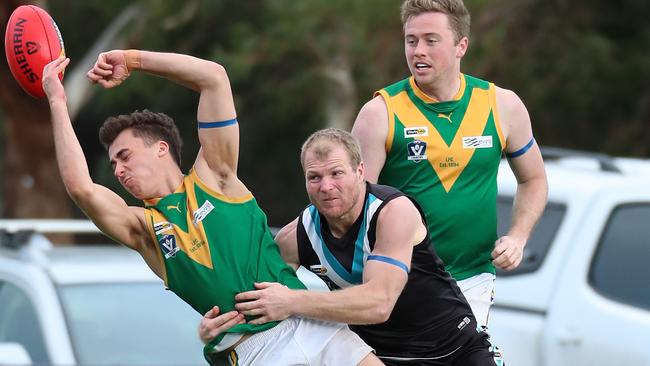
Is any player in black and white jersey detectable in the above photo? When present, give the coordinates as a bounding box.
[200,128,502,365]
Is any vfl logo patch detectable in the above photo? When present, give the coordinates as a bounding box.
[154,221,173,235]
[192,200,215,226]
[159,234,179,259]
[407,139,427,162]
[462,136,493,149]
[404,126,428,138]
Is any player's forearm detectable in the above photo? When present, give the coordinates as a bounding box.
[508,177,548,240]
[49,100,94,200]
[292,284,396,325]
[130,50,226,92]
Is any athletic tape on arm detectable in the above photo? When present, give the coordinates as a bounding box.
[198,118,238,129]
[367,255,409,274]
[506,137,535,158]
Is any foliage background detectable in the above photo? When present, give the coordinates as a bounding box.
[1,0,649,226]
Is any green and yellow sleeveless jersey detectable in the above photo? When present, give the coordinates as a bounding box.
[375,74,506,281]
[142,170,305,344]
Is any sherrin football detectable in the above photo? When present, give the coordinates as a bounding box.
[4,5,65,98]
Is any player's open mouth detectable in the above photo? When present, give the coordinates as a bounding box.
[415,62,431,70]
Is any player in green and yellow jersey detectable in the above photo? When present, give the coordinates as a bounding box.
[42,50,379,366]
[352,0,548,330]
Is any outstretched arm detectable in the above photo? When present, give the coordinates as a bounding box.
[43,58,154,268]
[493,87,548,270]
[235,196,425,325]
[87,50,246,197]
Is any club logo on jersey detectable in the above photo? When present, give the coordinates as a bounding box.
[154,221,173,235]
[462,136,493,149]
[159,234,179,259]
[407,139,427,162]
[192,200,215,226]
[404,126,428,138]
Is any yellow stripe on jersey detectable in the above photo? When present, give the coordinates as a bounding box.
[488,82,506,150]
[182,176,214,270]
[376,89,396,154]
[190,170,253,204]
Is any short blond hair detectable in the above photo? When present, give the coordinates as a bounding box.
[300,128,362,169]
[401,0,470,43]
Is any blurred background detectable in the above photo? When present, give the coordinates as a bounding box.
[2,2,649,366]
[1,0,649,226]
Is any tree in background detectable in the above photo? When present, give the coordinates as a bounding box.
[464,0,650,156]
[1,0,649,226]
[1,0,70,219]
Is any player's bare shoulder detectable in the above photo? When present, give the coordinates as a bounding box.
[376,196,426,245]
[494,85,532,139]
[353,96,389,132]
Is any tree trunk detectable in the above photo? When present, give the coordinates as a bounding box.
[322,29,357,130]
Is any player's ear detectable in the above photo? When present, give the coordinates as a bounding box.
[157,140,169,157]
[357,161,365,182]
[456,36,469,58]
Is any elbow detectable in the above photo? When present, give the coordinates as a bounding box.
[366,296,396,324]
[199,61,228,90]
[65,183,94,204]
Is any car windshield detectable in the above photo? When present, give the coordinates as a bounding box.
[57,282,205,366]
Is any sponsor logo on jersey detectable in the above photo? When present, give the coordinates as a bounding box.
[154,221,173,235]
[404,126,428,138]
[159,234,179,259]
[192,200,215,226]
[457,316,471,330]
[309,264,327,275]
[407,139,427,162]
[167,202,182,213]
[438,112,453,124]
[462,136,493,149]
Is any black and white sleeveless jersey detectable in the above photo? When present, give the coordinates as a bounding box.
[297,183,477,360]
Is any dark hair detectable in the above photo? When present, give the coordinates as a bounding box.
[98,110,183,166]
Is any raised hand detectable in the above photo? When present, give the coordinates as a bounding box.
[86,50,135,88]
[42,56,70,101]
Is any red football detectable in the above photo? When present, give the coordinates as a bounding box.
[4,5,65,99]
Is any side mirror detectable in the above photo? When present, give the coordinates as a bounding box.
[0,342,32,366]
